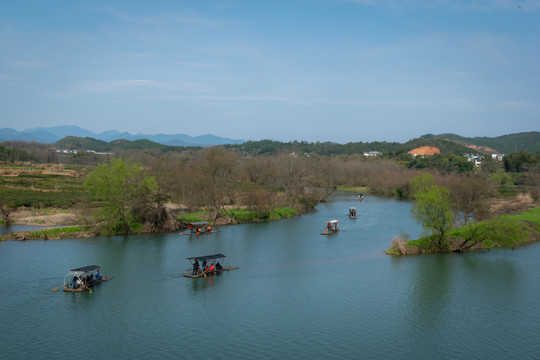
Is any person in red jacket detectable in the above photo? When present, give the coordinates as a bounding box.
[209,263,215,272]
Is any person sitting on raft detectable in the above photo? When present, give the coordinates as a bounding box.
[216,262,223,270]
[209,263,215,272]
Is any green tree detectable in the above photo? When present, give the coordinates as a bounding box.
[487,169,514,187]
[455,216,530,251]
[410,173,453,250]
[84,158,156,234]
[503,151,538,173]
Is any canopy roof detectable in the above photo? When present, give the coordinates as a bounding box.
[328,220,339,224]
[349,207,357,210]
[187,254,226,262]
[189,221,209,226]
[71,265,99,272]
[66,265,100,277]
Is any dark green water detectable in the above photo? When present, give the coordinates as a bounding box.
[1,192,540,359]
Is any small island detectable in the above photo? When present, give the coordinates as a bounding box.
[387,173,540,255]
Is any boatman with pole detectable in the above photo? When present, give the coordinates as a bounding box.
[192,259,200,275]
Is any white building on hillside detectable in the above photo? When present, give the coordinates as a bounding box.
[364,151,382,157]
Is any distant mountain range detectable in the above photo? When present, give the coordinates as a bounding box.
[0,125,244,147]
[0,126,538,154]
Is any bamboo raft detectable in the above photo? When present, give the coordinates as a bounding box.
[321,219,340,235]
[184,254,237,278]
[63,276,113,292]
[182,230,220,236]
[183,267,239,278]
[181,221,218,236]
[54,265,113,293]
[321,229,341,235]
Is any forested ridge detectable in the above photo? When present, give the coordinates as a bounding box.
[50,131,540,156]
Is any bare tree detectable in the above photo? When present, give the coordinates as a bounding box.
[0,203,14,225]
[443,174,495,225]
[180,147,239,220]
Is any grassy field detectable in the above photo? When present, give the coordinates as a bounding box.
[0,165,88,208]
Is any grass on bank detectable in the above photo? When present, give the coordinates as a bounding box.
[0,225,91,241]
[223,207,298,222]
[177,211,209,223]
[337,186,368,193]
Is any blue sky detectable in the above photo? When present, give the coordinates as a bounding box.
[1,0,539,143]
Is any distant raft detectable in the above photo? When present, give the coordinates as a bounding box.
[321,219,340,235]
[181,221,219,236]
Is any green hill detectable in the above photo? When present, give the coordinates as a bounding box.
[422,132,540,154]
[54,136,201,153]
[54,136,110,152]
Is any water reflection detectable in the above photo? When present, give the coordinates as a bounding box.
[460,252,520,306]
[189,274,218,292]
[407,254,452,327]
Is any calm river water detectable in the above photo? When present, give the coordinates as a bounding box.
[1,192,540,359]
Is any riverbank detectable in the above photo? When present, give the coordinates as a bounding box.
[0,203,302,241]
[4,191,537,242]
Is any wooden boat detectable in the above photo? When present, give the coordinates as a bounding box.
[321,219,340,235]
[349,207,357,219]
[60,265,113,292]
[183,254,238,278]
[181,221,219,236]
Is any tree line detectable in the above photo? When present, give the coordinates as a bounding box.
[1,139,539,236]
